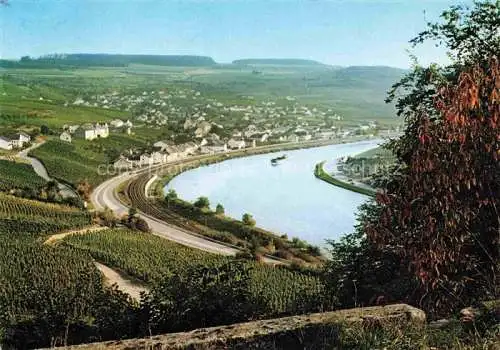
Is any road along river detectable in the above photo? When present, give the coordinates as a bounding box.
[165,139,382,246]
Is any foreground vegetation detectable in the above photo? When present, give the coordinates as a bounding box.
[63,229,327,319]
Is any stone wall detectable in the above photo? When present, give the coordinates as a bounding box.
[54,304,425,350]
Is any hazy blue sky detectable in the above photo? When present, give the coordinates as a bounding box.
[1,0,470,68]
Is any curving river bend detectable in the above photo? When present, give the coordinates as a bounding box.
[165,139,381,246]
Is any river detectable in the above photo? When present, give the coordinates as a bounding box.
[165,139,382,246]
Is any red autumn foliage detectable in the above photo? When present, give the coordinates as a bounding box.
[366,57,499,315]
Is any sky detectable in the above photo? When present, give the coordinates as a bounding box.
[1,0,472,68]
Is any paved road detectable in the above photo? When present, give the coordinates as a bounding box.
[91,171,239,256]
[18,141,77,198]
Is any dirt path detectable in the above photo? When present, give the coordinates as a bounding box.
[94,262,149,301]
[44,226,108,245]
[45,226,149,300]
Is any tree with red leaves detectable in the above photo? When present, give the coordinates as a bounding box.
[368,58,499,315]
[325,1,499,317]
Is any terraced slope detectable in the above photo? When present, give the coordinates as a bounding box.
[0,193,92,236]
[0,159,47,193]
[63,229,325,317]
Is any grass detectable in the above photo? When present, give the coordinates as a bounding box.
[314,161,376,197]
[62,229,232,283]
[1,63,404,125]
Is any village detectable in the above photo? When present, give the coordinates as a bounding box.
[0,87,400,171]
[70,87,398,140]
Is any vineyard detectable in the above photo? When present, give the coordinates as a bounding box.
[0,238,140,348]
[29,139,109,187]
[0,193,91,236]
[0,159,47,193]
[63,229,326,317]
[63,229,234,282]
[29,135,153,187]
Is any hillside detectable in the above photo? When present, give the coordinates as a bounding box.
[0,54,217,68]
[233,58,325,66]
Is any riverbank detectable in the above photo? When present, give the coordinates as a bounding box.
[161,139,383,246]
[314,161,377,197]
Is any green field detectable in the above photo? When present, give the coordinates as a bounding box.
[1,63,405,128]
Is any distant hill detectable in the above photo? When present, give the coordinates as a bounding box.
[232,58,325,66]
[0,54,217,68]
[340,66,408,78]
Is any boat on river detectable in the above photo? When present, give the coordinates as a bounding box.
[271,154,287,165]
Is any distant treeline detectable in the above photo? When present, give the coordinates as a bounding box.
[0,54,217,68]
[232,58,325,66]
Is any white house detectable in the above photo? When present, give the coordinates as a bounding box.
[200,142,227,154]
[110,119,124,128]
[0,136,13,150]
[60,131,72,143]
[151,151,167,164]
[68,125,80,134]
[76,123,109,140]
[113,156,136,170]
[227,139,246,150]
[0,133,31,149]
[139,153,153,167]
[194,121,212,138]
[13,132,31,148]
[153,141,169,150]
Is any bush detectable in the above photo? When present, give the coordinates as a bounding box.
[194,196,210,209]
[215,203,225,215]
[242,213,256,226]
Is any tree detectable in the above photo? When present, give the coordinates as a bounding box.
[364,1,499,316]
[324,202,415,310]
[242,213,256,226]
[40,125,51,135]
[165,189,177,201]
[76,180,92,202]
[97,207,118,228]
[194,196,210,210]
[215,203,225,215]
[368,58,499,316]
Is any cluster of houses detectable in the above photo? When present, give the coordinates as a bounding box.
[113,136,254,170]
[0,132,31,150]
[59,119,133,143]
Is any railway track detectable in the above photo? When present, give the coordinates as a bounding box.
[124,172,221,238]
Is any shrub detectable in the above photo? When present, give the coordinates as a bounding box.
[215,203,225,215]
[242,213,256,226]
[194,196,210,209]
